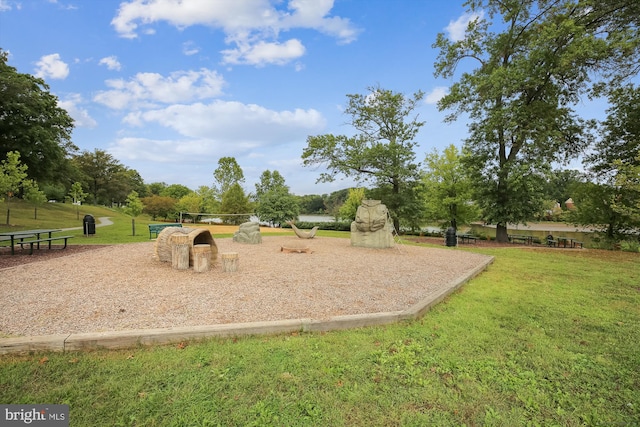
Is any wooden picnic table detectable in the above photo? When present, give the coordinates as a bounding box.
[508,234,534,245]
[0,229,62,255]
[557,236,583,248]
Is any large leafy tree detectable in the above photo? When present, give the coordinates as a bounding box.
[72,149,143,205]
[579,84,640,236]
[422,145,479,231]
[302,87,425,231]
[0,49,76,184]
[220,183,252,225]
[213,157,244,197]
[254,170,299,226]
[433,0,605,241]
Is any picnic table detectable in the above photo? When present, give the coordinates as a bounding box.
[508,234,534,245]
[0,229,72,255]
[457,234,478,244]
[557,236,583,248]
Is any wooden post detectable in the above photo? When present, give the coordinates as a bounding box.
[221,252,239,272]
[192,244,211,273]
[171,234,190,270]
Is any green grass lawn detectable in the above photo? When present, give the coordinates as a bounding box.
[1,202,639,425]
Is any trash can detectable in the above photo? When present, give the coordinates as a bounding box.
[83,214,96,235]
[445,227,457,247]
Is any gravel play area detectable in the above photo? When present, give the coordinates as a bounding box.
[0,236,493,337]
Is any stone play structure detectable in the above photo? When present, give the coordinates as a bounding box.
[286,221,319,239]
[350,199,394,248]
[233,221,262,244]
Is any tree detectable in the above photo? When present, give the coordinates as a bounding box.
[433,0,603,241]
[220,183,252,225]
[254,170,286,200]
[197,186,220,214]
[68,181,87,220]
[0,50,76,184]
[297,194,326,214]
[142,195,177,220]
[0,151,28,224]
[255,170,299,226]
[123,191,144,236]
[72,149,135,205]
[161,184,192,200]
[338,187,365,221]
[213,157,244,196]
[422,145,479,231]
[579,84,640,235]
[176,192,204,221]
[22,179,47,220]
[302,87,425,232]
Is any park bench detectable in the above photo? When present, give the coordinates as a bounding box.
[148,223,182,239]
[19,235,74,255]
[457,234,478,244]
[546,235,558,247]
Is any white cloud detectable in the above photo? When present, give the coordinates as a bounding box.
[98,55,122,71]
[182,41,199,56]
[111,0,360,66]
[34,53,69,80]
[445,11,484,42]
[221,38,305,66]
[425,86,449,105]
[124,100,326,143]
[58,94,97,128]
[93,68,226,110]
[0,0,21,11]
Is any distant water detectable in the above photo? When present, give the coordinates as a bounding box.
[298,215,335,223]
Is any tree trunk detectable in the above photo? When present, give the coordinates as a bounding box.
[496,224,509,242]
[131,218,136,236]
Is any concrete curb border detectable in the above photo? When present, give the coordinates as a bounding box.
[0,256,494,355]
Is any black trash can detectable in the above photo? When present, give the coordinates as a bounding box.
[83,214,96,235]
[445,227,457,247]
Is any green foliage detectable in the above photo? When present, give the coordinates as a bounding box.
[67,181,87,205]
[297,194,326,214]
[302,87,425,231]
[1,246,638,425]
[0,49,76,184]
[0,151,28,202]
[433,1,609,240]
[337,187,365,221]
[141,195,177,221]
[213,157,244,196]
[256,188,300,226]
[175,192,203,217]
[254,170,300,225]
[220,183,252,224]
[122,191,144,218]
[422,145,479,230]
[159,184,191,200]
[72,149,142,205]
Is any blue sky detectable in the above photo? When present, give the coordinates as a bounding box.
[0,0,591,195]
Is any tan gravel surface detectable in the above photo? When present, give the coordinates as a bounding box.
[0,236,492,337]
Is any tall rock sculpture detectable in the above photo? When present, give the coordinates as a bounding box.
[233,221,262,244]
[350,199,394,248]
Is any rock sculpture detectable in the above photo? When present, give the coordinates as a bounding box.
[350,199,394,248]
[233,221,262,244]
[286,221,319,239]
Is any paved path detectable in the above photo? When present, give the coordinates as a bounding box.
[62,216,113,231]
